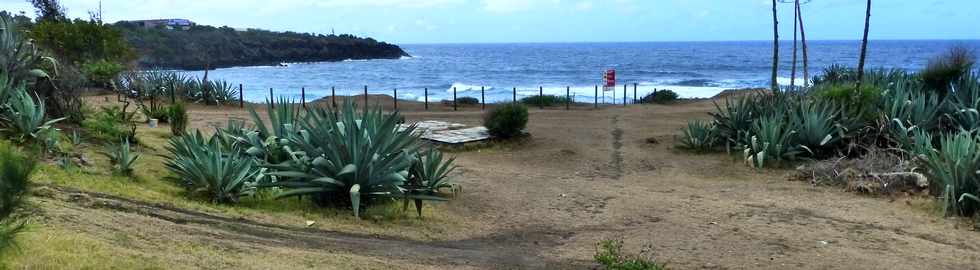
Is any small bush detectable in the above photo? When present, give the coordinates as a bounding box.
[520,95,569,107]
[0,141,36,252]
[594,240,664,270]
[484,103,528,139]
[82,106,136,143]
[921,46,975,93]
[641,90,679,104]
[456,97,479,105]
[141,103,170,123]
[677,120,718,153]
[80,59,125,88]
[813,83,881,122]
[167,103,188,136]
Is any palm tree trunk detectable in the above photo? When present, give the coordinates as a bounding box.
[790,0,799,91]
[771,0,779,91]
[797,0,809,89]
[856,0,872,89]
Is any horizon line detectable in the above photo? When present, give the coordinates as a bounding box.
[398,39,980,46]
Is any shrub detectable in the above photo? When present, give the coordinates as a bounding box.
[104,139,140,177]
[919,131,980,217]
[813,83,881,123]
[594,240,664,270]
[82,106,136,143]
[677,120,718,153]
[520,95,568,107]
[484,103,528,139]
[921,46,975,93]
[0,141,36,252]
[80,59,124,88]
[165,131,258,203]
[167,103,188,136]
[141,103,170,123]
[261,101,422,218]
[640,90,679,104]
[456,96,480,105]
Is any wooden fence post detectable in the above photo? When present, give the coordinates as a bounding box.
[566,86,570,110]
[453,87,457,111]
[238,84,243,108]
[538,86,543,109]
[363,85,368,106]
[481,86,485,110]
[424,87,429,110]
[301,87,306,108]
[512,87,517,103]
[331,86,336,108]
[393,88,398,110]
[594,85,598,109]
[623,84,627,107]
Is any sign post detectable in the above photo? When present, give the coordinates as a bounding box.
[603,69,616,104]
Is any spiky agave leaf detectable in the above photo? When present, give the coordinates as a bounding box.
[677,120,719,153]
[264,100,420,218]
[165,130,259,203]
[402,148,459,217]
[919,131,980,217]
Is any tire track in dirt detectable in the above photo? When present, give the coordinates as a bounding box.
[609,115,624,179]
[35,186,587,269]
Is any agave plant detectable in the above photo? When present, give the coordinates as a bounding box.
[0,14,53,85]
[710,95,760,147]
[105,139,140,177]
[882,78,941,133]
[918,131,980,216]
[790,101,844,156]
[677,120,719,153]
[263,101,421,218]
[742,116,802,168]
[234,98,303,163]
[1,89,65,143]
[402,149,459,217]
[945,73,980,132]
[165,131,259,203]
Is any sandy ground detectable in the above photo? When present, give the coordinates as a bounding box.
[36,95,980,269]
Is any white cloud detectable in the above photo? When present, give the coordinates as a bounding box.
[481,0,561,13]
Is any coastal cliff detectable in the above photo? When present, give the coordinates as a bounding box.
[114,22,409,70]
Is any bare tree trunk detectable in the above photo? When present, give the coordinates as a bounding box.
[797,0,809,89]
[790,0,799,91]
[856,0,872,90]
[771,0,779,91]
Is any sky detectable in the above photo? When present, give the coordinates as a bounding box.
[0,0,976,44]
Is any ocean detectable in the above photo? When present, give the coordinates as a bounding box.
[187,40,980,103]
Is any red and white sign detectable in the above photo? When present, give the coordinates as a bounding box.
[603,69,616,91]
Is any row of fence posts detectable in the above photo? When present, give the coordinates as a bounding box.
[234,83,655,110]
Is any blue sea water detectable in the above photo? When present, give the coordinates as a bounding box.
[188,40,980,103]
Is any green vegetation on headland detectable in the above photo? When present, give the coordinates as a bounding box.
[113,22,409,70]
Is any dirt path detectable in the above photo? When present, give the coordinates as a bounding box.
[37,98,980,269]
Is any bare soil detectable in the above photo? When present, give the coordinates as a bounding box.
[40,96,980,269]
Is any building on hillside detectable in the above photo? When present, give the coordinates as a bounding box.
[125,19,195,30]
